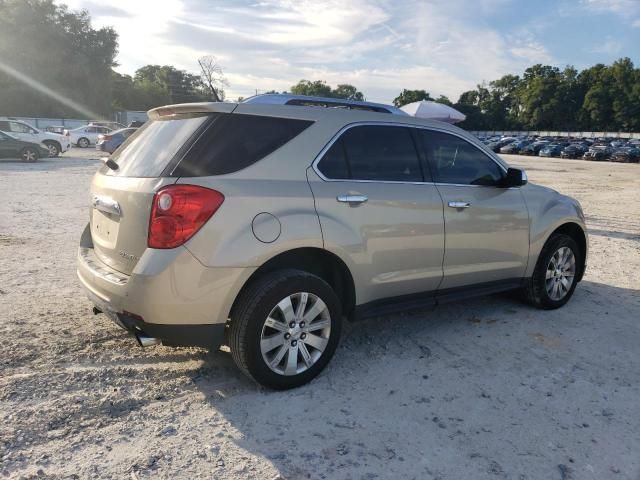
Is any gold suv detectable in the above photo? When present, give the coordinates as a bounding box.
[77,95,587,389]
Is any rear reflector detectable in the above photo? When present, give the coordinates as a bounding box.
[148,185,224,249]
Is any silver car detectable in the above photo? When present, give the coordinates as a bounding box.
[77,95,587,389]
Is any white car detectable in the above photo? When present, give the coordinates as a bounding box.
[0,118,71,157]
[66,125,112,148]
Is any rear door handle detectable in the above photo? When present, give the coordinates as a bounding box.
[337,194,368,205]
[448,201,471,209]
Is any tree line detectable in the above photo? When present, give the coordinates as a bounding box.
[1,0,638,132]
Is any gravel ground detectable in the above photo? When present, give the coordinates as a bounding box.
[1,149,639,480]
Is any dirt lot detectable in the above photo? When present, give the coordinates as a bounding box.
[1,149,639,480]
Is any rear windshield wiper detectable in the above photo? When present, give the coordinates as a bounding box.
[103,158,119,171]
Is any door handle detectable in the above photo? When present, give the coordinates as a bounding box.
[448,201,471,209]
[337,194,368,205]
[92,194,121,217]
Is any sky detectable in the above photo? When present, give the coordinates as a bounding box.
[59,0,640,104]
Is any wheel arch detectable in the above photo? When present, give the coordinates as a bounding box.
[542,222,587,282]
[228,247,356,320]
[43,139,61,149]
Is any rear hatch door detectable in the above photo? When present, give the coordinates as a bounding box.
[89,109,228,275]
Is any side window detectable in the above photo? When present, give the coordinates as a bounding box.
[316,140,350,179]
[341,125,422,182]
[10,122,31,133]
[420,130,504,186]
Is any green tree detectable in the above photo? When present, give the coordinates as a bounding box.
[0,0,118,117]
[290,80,364,100]
[332,84,365,101]
[290,80,333,97]
[434,95,453,106]
[392,89,433,107]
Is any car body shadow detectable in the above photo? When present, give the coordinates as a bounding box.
[186,279,640,479]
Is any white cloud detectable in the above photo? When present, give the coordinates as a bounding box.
[592,36,623,55]
[58,0,559,103]
[581,0,640,25]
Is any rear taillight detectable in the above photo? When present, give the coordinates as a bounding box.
[148,185,224,249]
[103,134,112,141]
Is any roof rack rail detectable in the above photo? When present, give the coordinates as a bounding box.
[242,94,407,116]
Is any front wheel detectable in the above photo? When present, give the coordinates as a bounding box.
[44,141,60,157]
[229,270,342,389]
[522,234,581,309]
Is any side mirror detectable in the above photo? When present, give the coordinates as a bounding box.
[502,167,527,187]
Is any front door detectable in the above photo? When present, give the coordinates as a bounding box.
[307,124,445,305]
[417,129,530,290]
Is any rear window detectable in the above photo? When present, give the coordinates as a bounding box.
[106,113,210,177]
[105,113,312,177]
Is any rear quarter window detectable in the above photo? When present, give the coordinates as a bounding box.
[172,114,313,177]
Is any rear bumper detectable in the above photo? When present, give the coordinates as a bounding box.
[115,311,226,348]
[76,224,254,348]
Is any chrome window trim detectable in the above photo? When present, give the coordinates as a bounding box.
[311,121,508,186]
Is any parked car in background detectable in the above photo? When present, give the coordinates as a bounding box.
[0,118,70,157]
[539,143,567,157]
[89,121,125,131]
[488,138,516,152]
[96,127,137,154]
[0,131,50,162]
[128,120,146,128]
[610,146,640,163]
[77,95,587,389]
[66,125,112,147]
[500,140,530,154]
[520,141,549,156]
[560,143,589,159]
[583,146,613,161]
[44,126,66,135]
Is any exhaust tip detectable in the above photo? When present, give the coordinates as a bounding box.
[136,333,161,348]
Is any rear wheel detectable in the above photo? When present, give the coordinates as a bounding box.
[20,147,39,163]
[522,234,581,309]
[229,269,342,389]
[77,137,89,148]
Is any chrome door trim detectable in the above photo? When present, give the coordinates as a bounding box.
[310,121,508,185]
[92,194,121,217]
[337,194,368,204]
[448,201,471,208]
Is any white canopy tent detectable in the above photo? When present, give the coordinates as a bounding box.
[400,101,466,124]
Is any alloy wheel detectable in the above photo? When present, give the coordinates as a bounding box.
[260,292,331,376]
[545,246,576,301]
[22,149,37,162]
[46,143,58,157]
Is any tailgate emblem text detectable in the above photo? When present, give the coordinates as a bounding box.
[119,250,138,262]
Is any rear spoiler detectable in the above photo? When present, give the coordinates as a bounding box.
[147,102,237,120]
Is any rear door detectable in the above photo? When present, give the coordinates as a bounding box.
[308,124,445,305]
[418,129,529,290]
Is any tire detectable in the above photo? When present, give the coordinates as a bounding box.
[43,141,60,157]
[229,269,342,390]
[20,147,39,163]
[522,234,581,309]
[77,137,89,148]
